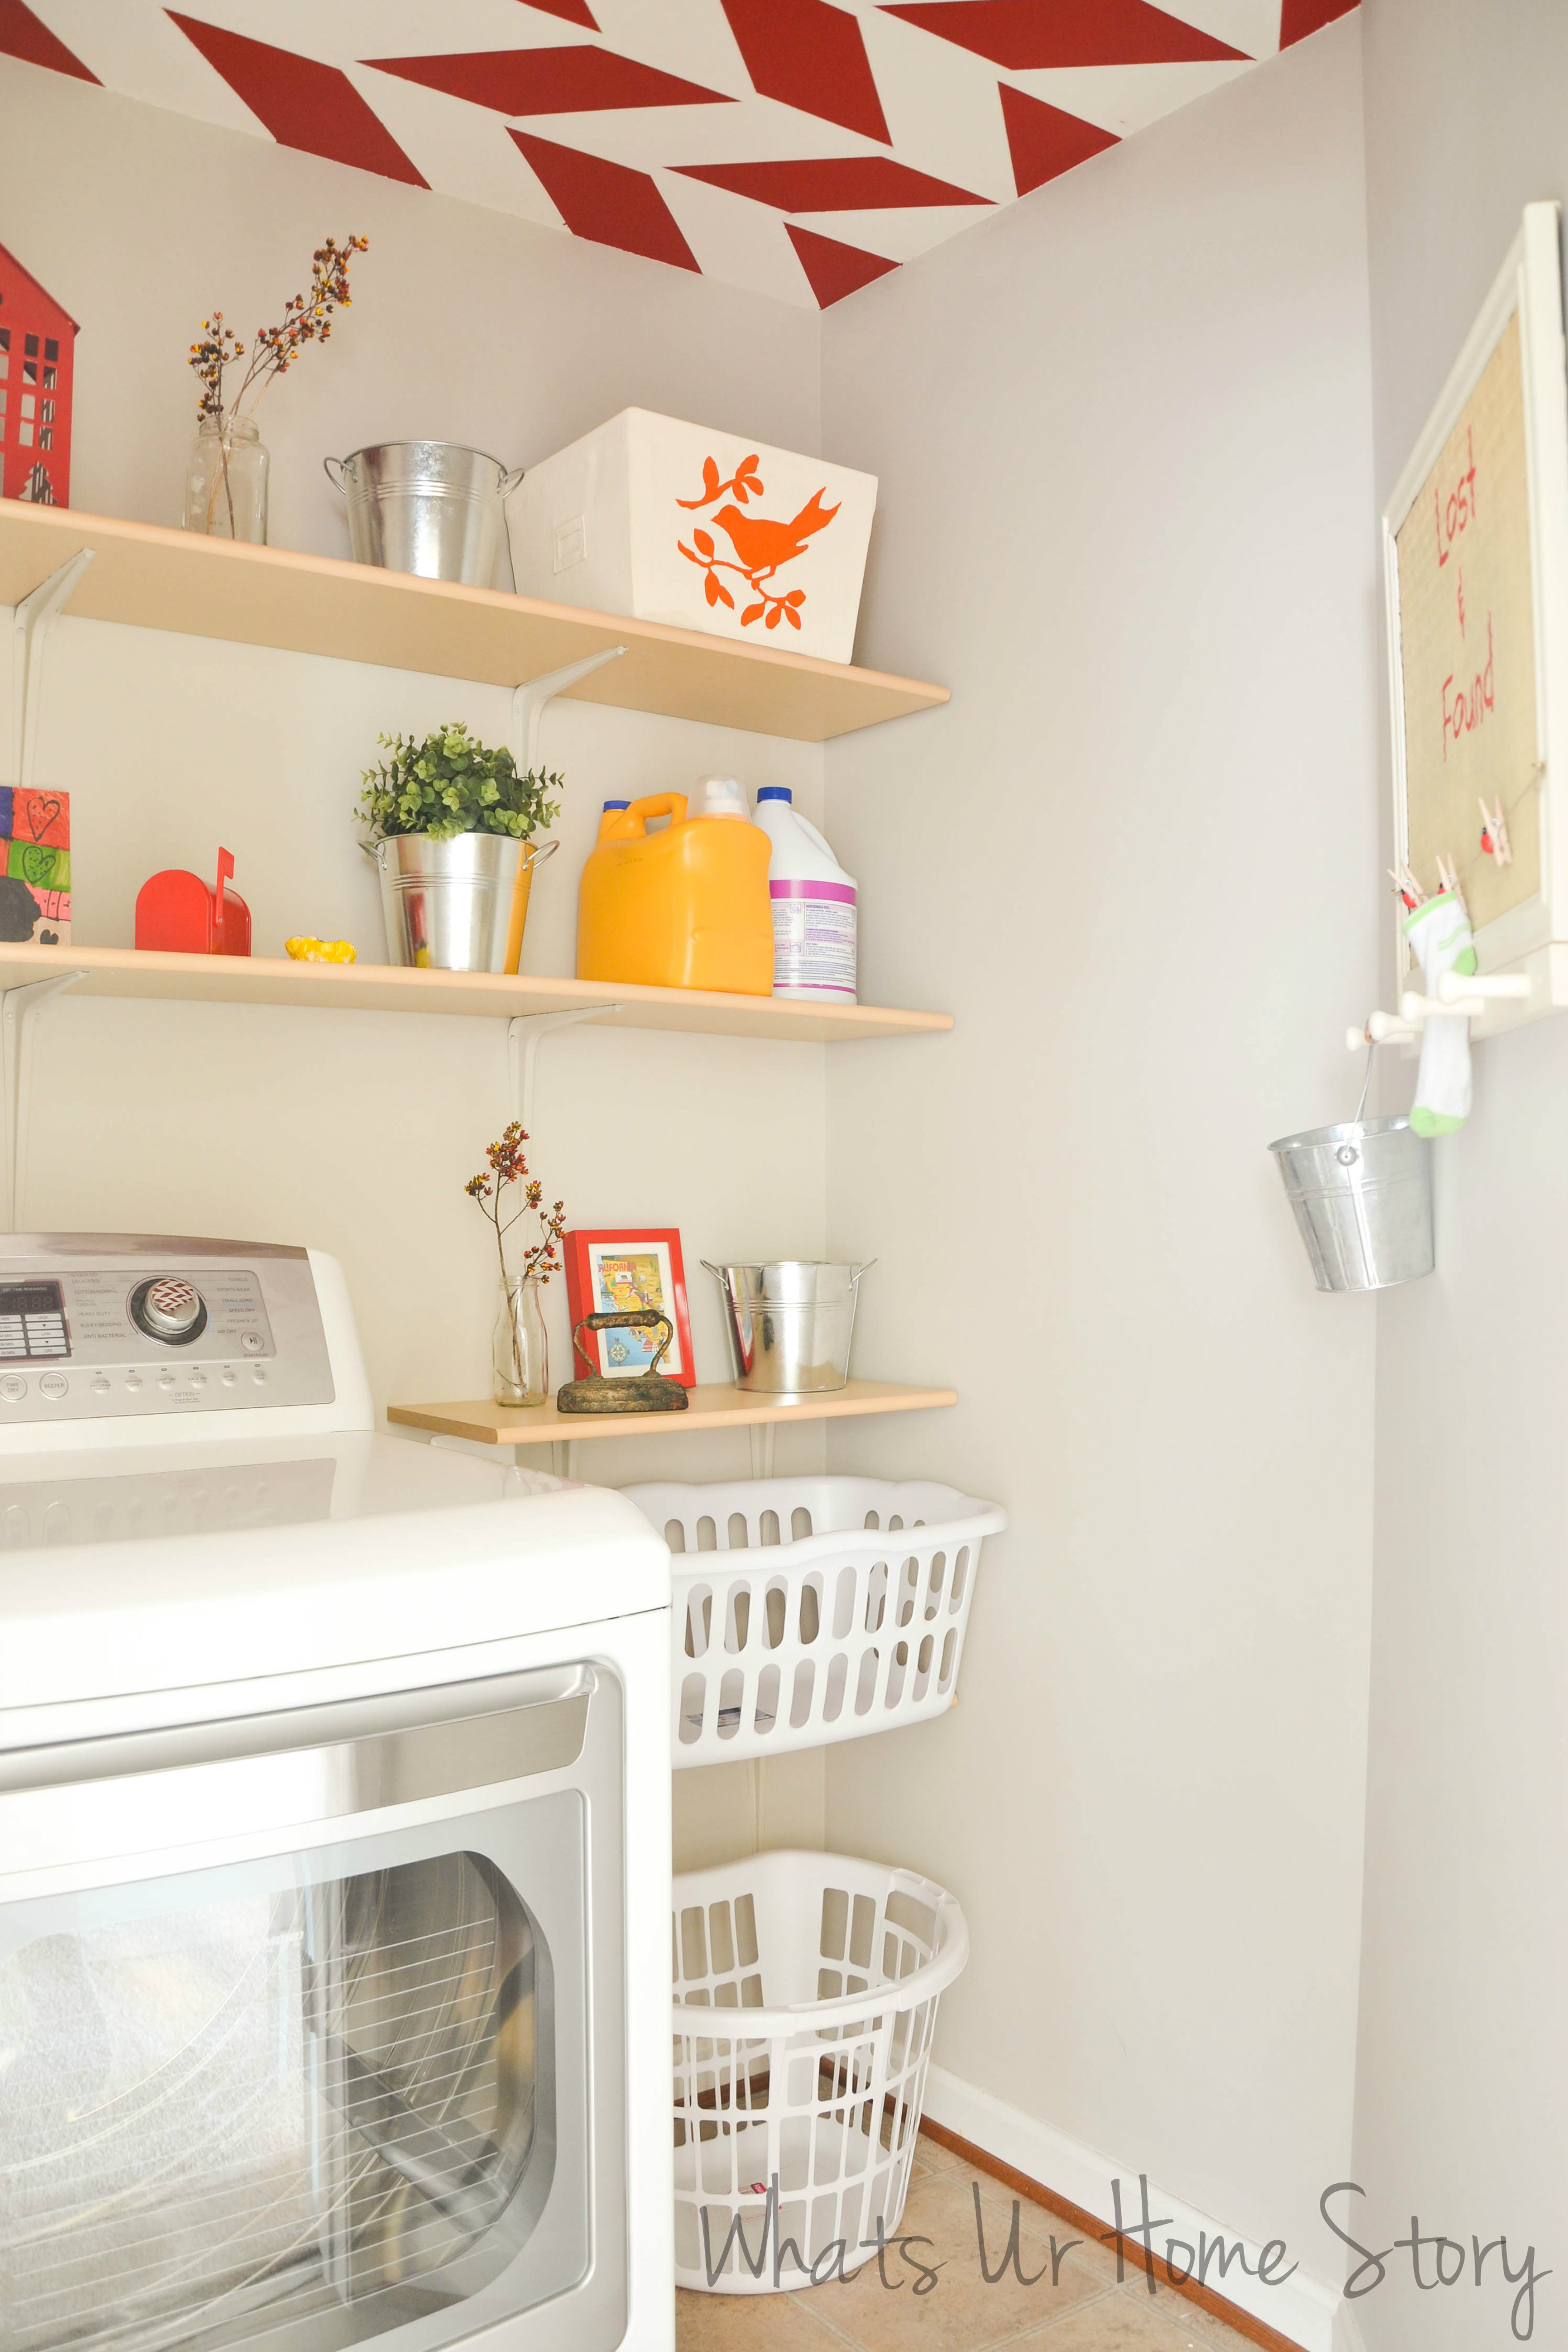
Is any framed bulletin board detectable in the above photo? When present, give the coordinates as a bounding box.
[1384,202,1568,1020]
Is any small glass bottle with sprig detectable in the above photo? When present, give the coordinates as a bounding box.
[183,235,367,543]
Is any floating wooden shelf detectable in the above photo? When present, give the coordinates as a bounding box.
[0,499,948,743]
[389,1379,958,1448]
[0,943,950,1042]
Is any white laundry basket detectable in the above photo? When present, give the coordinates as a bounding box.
[672,1849,968,2293]
[623,1476,1005,1767]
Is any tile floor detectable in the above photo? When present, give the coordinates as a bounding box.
[675,2133,1268,2352]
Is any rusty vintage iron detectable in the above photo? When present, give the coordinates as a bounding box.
[555,1308,691,1416]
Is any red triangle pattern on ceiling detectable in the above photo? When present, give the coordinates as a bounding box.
[168,13,427,185]
[1,4,1360,307]
[880,0,1248,68]
[367,46,731,116]
[0,0,97,81]
[721,0,891,143]
[675,157,989,211]
[1280,0,1357,43]
[510,129,700,271]
[787,223,900,306]
[999,85,1119,195]
[524,0,600,23]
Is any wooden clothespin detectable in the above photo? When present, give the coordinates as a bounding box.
[1479,796,1513,867]
[1389,862,1426,911]
[1435,853,1465,908]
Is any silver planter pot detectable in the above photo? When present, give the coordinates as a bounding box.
[370,833,557,974]
[703,1260,874,1394]
[325,443,522,586]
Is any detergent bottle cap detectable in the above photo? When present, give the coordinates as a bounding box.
[695,774,748,820]
[757,787,793,803]
[601,798,630,811]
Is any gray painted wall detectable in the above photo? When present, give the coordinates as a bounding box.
[1350,5,1568,2347]
[819,15,1379,2285]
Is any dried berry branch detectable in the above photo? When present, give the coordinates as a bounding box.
[189,233,367,532]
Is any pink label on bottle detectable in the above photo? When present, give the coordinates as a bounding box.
[770,881,856,995]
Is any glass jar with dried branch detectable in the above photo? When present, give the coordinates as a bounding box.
[184,232,367,545]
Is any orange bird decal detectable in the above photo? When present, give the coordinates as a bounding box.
[712,488,841,580]
[675,456,842,629]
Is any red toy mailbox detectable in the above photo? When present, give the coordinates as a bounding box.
[135,848,252,957]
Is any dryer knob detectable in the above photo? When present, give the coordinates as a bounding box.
[133,1277,206,1342]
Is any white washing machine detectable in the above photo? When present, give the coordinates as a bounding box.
[0,1234,673,2352]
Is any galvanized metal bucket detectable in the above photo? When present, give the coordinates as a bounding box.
[369,834,557,973]
[1268,1116,1433,1292]
[703,1260,874,1394]
[325,443,523,584]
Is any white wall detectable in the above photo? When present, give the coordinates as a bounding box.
[817,14,1379,2290]
[0,55,832,1869]
[1349,6,1568,2347]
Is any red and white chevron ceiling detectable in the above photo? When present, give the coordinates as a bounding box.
[2,0,1356,307]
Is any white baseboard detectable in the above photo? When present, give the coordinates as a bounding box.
[921,2064,1342,2352]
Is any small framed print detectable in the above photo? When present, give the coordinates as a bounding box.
[563,1228,695,1388]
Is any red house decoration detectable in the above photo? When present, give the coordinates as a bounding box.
[0,245,77,507]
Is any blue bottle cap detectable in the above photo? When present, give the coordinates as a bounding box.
[601,798,630,811]
[757,786,793,803]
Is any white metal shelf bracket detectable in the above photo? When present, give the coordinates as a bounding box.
[9,548,95,790]
[511,644,627,774]
[507,1006,626,1132]
[501,647,631,1129]
[1,970,85,1230]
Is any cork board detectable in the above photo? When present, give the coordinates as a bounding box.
[1393,313,1540,931]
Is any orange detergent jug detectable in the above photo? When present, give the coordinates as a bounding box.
[576,791,774,994]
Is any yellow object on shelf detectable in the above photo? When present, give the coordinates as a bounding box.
[576,792,773,995]
[285,936,357,963]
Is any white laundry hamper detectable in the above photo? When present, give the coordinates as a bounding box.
[623,1476,1005,1766]
[672,1849,968,2293]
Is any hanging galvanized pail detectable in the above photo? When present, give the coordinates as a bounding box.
[326,443,522,584]
[1268,1116,1433,1292]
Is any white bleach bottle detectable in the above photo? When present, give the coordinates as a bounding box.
[752,786,858,1003]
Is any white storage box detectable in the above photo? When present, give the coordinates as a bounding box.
[673,1849,968,2293]
[508,409,877,663]
[623,1475,1005,1766]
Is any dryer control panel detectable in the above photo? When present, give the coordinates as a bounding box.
[0,1237,335,1424]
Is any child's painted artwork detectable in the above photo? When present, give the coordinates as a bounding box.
[0,790,70,946]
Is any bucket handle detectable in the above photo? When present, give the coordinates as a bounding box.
[700,1259,877,1284]
[358,830,560,869]
[502,835,559,975]
[500,465,525,497]
[323,455,349,493]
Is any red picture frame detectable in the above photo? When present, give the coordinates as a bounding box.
[563,1228,695,1388]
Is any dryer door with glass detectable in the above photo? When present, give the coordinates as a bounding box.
[0,1660,626,2352]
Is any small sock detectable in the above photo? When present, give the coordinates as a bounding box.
[1403,890,1476,1136]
